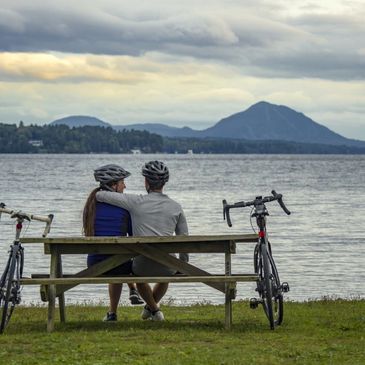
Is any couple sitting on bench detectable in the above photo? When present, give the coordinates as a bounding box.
[83,160,189,322]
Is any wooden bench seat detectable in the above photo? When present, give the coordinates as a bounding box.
[20,274,258,285]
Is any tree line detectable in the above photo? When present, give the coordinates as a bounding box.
[0,123,163,153]
[163,137,365,154]
[1,122,364,154]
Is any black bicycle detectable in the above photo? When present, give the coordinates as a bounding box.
[223,190,290,330]
[0,203,53,334]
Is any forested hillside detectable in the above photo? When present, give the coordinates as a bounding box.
[1,122,365,154]
[0,123,163,153]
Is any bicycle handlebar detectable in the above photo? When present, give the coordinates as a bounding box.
[0,202,54,237]
[223,190,290,227]
[271,190,291,215]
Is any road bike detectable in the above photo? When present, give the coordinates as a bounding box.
[223,190,290,330]
[0,203,53,334]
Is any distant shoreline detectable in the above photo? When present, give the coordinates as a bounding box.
[1,151,365,155]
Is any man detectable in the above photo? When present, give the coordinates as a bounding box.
[96,160,189,321]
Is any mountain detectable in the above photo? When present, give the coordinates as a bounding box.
[120,102,364,147]
[50,115,110,128]
[48,102,365,147]
[201,101,364,147]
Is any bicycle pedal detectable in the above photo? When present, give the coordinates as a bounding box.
[281,282,290,292]
[249,298,259,309]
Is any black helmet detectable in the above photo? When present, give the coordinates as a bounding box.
[142,160,169,184]
[94,164,130,189]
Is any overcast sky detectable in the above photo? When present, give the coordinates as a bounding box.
[1,0,364,139]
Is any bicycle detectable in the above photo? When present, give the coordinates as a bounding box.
[0,202,53,334]
[223,190,290,330]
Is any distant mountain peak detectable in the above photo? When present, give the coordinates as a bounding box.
[50,115,110,127]
[251,100,272,107]
[248,100,289,111]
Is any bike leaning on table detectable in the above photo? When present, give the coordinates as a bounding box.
[0,203,53,334]
[223,190,291,330]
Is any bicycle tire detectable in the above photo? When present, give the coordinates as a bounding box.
[268,251,284,326]
[262,243,274,329]
[0,261,10,311]
[0,248,17,334]
[254,243,272,325]
[254,242,284,329]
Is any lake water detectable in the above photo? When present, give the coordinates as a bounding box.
[0,154,364,306]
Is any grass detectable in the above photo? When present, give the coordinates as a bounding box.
[0,299,364,365]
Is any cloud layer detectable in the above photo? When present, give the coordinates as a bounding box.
[1,0,364,79]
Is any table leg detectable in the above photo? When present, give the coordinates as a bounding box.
[225,250,232,330]
[47,251,57,332]
[56,254,66,323]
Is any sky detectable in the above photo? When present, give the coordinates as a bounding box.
[0,0,365,139]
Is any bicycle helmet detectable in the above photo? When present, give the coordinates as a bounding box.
[94,164,131,188]
[142,160,169,184]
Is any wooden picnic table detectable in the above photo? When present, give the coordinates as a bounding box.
[20,234,258,332]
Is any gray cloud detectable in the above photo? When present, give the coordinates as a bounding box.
[0,0,364,80]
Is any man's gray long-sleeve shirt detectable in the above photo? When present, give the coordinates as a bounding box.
[96,191,189,263]
[96,191,188,236]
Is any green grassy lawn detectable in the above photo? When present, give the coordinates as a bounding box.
[1,299,364,365]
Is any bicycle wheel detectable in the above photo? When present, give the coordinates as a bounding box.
[0,248,17,334]
[254,242,283,329]
[268,250,283,326]
[262,243,274,328]
[0,252,12,300]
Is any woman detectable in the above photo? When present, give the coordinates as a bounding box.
[96,160,189,321]
[83,164,143,322]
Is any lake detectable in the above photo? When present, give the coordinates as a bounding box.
[0,154,364,306]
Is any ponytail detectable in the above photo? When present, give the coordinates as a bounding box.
[82,187,101,236]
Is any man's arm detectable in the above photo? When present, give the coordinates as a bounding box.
[176,210,189,262]
[96,191,138,212]
[175,211,188,236]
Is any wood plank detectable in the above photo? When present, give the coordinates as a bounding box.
[20,275,258,285]
[29,273,257,279]
[21,234,258,245]
[42,242,230,255]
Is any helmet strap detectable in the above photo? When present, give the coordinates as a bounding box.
[145,179,151,193]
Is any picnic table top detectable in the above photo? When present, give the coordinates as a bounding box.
[20,234,258,245]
